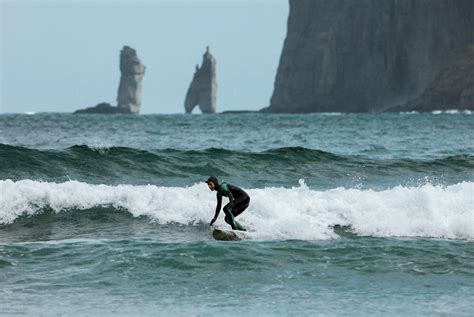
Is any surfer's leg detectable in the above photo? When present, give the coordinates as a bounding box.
[223,197,249,231]
[223,203,238,230]
[230,220,245,231]
[231,196,250,217]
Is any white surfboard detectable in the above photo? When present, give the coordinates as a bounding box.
[212,228,250,241]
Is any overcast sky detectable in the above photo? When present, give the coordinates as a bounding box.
[1,0,288,114]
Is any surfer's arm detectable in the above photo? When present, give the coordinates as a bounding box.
[211,195,222,224]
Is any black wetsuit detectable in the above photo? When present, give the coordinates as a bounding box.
[213,182,250,230]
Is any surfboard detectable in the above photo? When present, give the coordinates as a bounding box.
[212,228,250,241]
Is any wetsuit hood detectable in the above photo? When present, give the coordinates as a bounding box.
[205,176,219,187]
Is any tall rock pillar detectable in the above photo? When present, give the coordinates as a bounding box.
[184,47,217,113]
[117,46,146,113]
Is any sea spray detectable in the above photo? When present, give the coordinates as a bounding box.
[2,179,472,240]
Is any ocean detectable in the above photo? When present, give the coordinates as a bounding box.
[1,112,473,316]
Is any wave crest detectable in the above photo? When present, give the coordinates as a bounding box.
[1,179,472,241]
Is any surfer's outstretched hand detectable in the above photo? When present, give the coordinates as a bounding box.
[210,217,217,226]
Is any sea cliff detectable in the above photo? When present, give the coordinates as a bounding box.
[263,0,474,113]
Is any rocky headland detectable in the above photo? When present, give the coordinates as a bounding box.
[184,47,217,114]
[75,46,145,114]
[262,0,474,113]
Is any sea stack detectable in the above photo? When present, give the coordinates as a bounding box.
[184,47,217,114]
[74,46,145,114]
[262,0,474,113]
[116,46,146,113]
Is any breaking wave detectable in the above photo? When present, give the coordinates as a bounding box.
[1,179,472,241]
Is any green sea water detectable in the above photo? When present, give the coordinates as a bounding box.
[1,112,473,316]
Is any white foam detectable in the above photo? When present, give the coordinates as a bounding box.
[1,179,473,240]
[432,109,472,114]
[83,143,114,152]
[318,112,343,116]
[399,111,419,115]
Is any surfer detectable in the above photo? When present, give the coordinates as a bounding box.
[206,176,249,231]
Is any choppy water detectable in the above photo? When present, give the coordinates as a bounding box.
[1,112,473,316]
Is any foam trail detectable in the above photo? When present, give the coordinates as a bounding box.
[1,179,473,240]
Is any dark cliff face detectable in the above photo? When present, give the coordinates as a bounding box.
[263,0,474,113]
[403,45,474,111]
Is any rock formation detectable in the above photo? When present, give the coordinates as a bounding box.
[262,0,474,113]
[400,45,474,111]
[184,47,217,113]
[116,46,146,113]
[75,46,145,114]
[74,102,130,114]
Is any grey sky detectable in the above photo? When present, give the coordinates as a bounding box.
[1,0,288,114]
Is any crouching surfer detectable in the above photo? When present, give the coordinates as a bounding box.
[206,176,249,231]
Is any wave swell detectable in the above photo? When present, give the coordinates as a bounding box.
[1,144,472,187]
